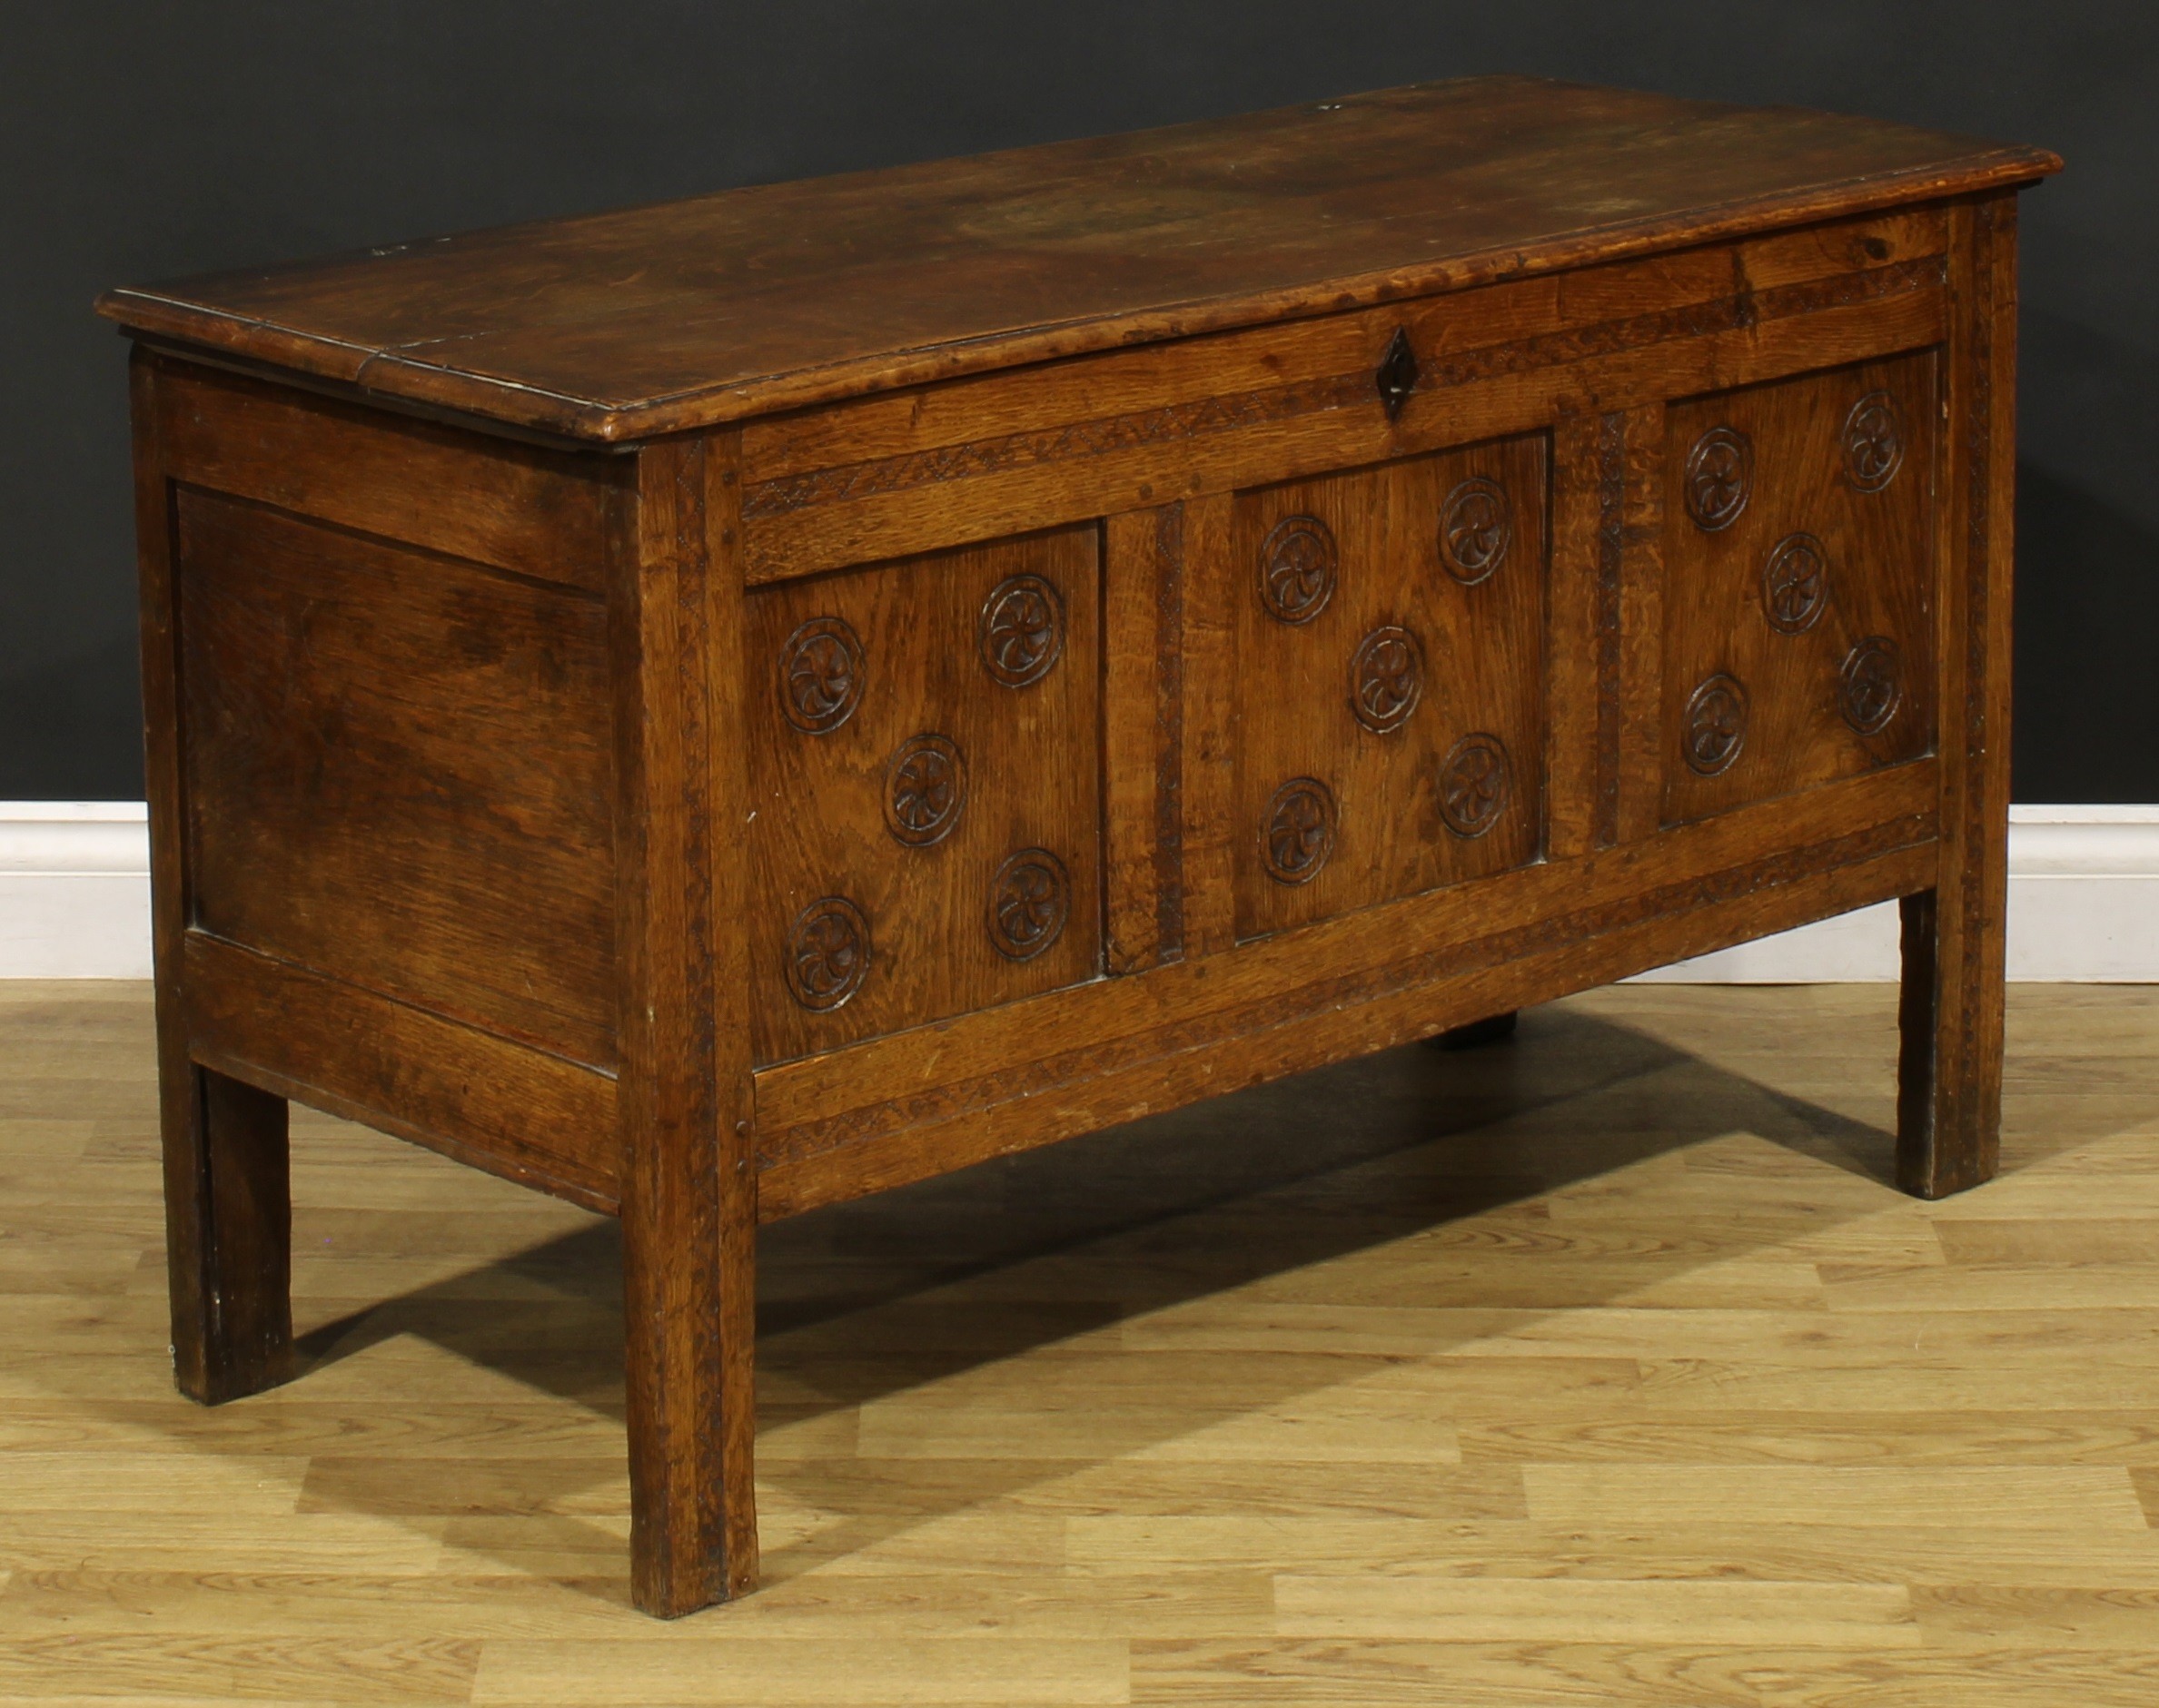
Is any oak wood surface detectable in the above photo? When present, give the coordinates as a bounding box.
[173,489,618,1070]
[1659,350,1939,827]
[181,933,619,1215]
[1897,196,2020,1199]
[153,358,625,594]
[6,981,2158,1704]
[95,79,2055,439]
[737,232,1949,585]
[104,80,2052,1620]
[742,528,1104,1065]
[608,436,759,1613]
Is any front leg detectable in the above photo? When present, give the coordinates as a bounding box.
[614,433,759,1615]
[1897,194,2017,1202]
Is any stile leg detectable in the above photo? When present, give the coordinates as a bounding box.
[1897,195,2019,1202]
[160,1061,292,1404]
[614,431,759,1615]
[1896,887,2005,1200]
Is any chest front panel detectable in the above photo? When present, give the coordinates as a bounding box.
[743,527,1103,1065]
[1659,352,1938,826]
[1230,436,1549,941]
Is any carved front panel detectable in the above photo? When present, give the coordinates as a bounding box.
[746,527,1100,1064]
[1232,437,1547,940]
[1661,353,1937,825]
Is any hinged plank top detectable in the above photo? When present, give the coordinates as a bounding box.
[99,76,2057,443]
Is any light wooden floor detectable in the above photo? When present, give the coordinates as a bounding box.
[5,982,2159,1705]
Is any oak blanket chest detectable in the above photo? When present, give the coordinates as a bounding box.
[101,77,2059,1614]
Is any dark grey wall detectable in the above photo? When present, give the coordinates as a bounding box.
[5,2,2151,799]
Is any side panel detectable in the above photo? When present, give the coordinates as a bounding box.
[175,491,618,1067]
[147,353,625,1209]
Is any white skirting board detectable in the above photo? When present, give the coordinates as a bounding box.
[3,802,2156,982]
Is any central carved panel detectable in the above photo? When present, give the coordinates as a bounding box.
[1661,352,1936,826]
[746,527,1100,1064]
[1231,435,1548,940]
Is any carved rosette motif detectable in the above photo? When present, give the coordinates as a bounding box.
[1436,734,1510,838]
[979,574,1065,687]
[1683,674,1748,775]
[1839,636,1904,734]
[777,615,864,735]
[1683,426,1752,531]
[785,895,870,1012]
[883,733,966,847]
[986,847,1070,961]
[1762,532,1830,635]
[1260,515,1337,624]
[1844,390,1906,492]
[1349,626,1423,734]
[1440,478,1510,584]
[1260,776,1336,885]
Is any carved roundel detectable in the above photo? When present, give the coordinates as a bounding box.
[1260,514,1337,625]
[1349,626,1424,735]
[1844,390,1906,493]
[1440,478,1510,584]
[1436,733,1510,839]
[777,616,864,736]
[987,847,1070,961]
[884,733,966,847]
[1683,427,1753,532]
[786,896,870,1012]
[979,574,1065,687]
[1683,673,1748,776]
[1762,532,1830,635]
[1260,776,1336,885]
[1839,636,1904,735]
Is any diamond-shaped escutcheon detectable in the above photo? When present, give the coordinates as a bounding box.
[1374,326,1420,421]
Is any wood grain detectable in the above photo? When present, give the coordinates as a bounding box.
[609,436,759,1614]
[6,979,2159,1704]
[152,355,625,592]
[1659,350,1939,827]
[738,249,1948,584]
[173,487,618,1068]
[1897,194,2020,1200]
[97,78,2054,438]
[105,83,2053,1622]
[741,527,1104,1065]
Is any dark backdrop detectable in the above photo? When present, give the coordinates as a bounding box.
[5,2,2152,800]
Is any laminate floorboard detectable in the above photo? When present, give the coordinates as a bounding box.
[3,982,2157,1704]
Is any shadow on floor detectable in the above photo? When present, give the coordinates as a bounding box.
[275,997,1909,1593]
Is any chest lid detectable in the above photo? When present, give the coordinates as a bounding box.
[99,75,2057,443]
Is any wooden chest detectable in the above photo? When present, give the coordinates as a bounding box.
[101,76,2058,1614]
